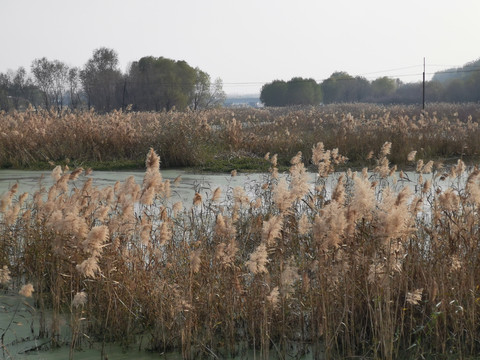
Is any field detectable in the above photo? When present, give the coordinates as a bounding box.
[1,103,480,359]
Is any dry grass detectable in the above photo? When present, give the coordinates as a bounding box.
[1,103,480,170]
[0,147,479,359]
[2,105,480,358]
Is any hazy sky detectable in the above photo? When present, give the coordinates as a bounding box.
[1,0,479,94]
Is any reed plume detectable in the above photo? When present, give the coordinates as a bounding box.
[72,291,87,308]
[246,243,269,274]
[0,265,11,285]
[19,283,34,297]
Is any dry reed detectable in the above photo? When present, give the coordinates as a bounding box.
[2,109,480,358]
[1,103,480,170]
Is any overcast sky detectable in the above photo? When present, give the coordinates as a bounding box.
[1,0,479,95]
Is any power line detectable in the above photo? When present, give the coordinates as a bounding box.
[426,68,480,76]
[6,61,479,91]
[358,65,421,76]
[124,67,478,90]
[221,66,480,88]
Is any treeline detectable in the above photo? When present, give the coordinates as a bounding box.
[261,59,480,106]
[0,47,226,113]
[259,77,322,106]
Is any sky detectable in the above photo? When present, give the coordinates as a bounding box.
[1,0,480,95]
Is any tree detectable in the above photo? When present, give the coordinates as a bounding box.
[11,68,28,109]
[321,72,372,103]
[0,68,40,111]
[429,57,480,102]
[425,81,444,102]
[349,76,371,101]
[191,68,210,110]
[208,77,227,108]
[31,58,69,111]
[260,78,322,107]
[126,56,205,111]
[81,47,123,112]
[371,76,397,99]
[286,77,322,105]
[443,79,466,103]
[168,60,196,110]
[191,69,226,110]
[392,82,422,104]
[465,71,480,102]
[31,58,55,109]
[321,72,346,103]
[51,61,68,110]
[260,80,288,106]
[67,67,83,110]
[0,72,12,111]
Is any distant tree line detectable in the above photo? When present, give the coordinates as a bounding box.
[260,78,322,106]
[0,47,226,112]
[261,59,480,106]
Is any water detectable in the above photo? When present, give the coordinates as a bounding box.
[0,292,183,360]
[0,169,273,206]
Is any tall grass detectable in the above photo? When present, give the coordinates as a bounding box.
[1,141,480,359]
[1,103,480,169]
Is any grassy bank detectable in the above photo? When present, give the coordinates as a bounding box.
[1,103,480,172]
[1,144,480,359]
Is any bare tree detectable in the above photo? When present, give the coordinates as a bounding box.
[191,68,226,110]
[51,61,68,111]
[67,67,83,110]
[0,72,12,111]
[31,58,69,111]
[0,68,37,110]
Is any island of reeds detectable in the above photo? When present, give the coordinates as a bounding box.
[1,103,480,171]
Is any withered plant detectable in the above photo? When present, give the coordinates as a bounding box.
[1,131,480,358]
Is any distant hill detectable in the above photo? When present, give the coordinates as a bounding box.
[432,58,480,83]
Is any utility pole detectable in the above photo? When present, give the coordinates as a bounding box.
[422,57,425,110]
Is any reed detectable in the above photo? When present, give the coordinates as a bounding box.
[1,108,480,358]
[1,103,480,171]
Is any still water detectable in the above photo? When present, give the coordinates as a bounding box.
[0,169,275,206]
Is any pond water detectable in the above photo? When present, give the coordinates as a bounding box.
[2,294,311,360]
[0,293,182,359]
[0,169,273,205]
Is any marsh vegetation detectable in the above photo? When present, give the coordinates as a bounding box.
[1,104,480,359]
[1,103,480,171]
